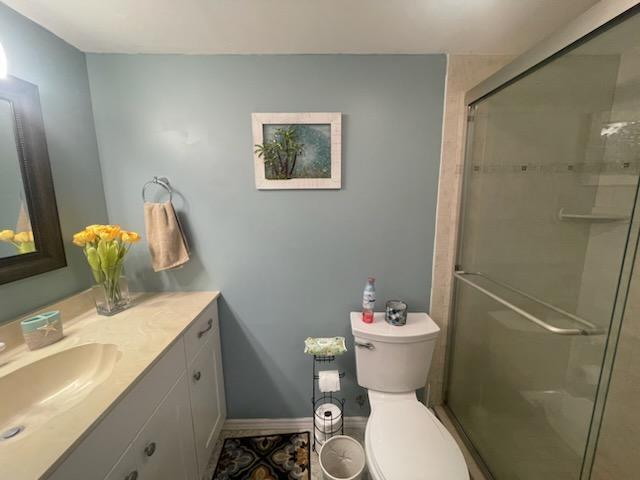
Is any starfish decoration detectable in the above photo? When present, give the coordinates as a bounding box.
[37,320,59,337]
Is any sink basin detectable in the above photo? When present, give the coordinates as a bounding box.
[0,343,119,440]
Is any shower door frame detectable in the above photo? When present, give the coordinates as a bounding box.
[442,2,640,479]
[464,1,640,106]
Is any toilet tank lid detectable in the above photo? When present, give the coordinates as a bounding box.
[350,312,440,343]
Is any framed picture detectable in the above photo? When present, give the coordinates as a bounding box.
[252,112,341,189]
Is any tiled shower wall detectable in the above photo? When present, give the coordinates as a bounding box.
[427,55,512,405]
[427,52,630,407]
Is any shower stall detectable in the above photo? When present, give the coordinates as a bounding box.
[445,2,640,479]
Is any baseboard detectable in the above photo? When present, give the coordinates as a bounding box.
[224,416,368,431]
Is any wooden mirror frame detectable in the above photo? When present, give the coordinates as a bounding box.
[0,75,66,284]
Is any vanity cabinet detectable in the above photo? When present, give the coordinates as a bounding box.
[47,299,225,480]
[105,374,197,480]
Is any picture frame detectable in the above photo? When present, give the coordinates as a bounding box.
[252,112,342,190]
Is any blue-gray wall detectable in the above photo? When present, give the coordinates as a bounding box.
[86,54,445,417]
[0,4,108,323]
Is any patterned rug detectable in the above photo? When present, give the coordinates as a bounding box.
[212,432,311,480]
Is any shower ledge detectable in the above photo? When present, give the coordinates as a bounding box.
[558,208,630,222]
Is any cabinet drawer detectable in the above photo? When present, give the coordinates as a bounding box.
[189,337,223,474]
[105,373,197,480]
[47,339,186,480]
[184,299,218,363]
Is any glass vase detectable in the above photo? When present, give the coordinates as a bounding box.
[91,265,131,316]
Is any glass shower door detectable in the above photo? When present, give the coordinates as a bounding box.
[446,11,640,480]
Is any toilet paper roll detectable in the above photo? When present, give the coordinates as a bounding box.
[318,370,341,393]
[315,402,342,433]
[314,426,338,446]
[314,426,331,445]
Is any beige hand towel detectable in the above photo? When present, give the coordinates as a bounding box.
[144,201,190,272]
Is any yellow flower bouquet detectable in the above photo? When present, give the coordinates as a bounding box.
[73,224,141,315]
[0,229,36,254]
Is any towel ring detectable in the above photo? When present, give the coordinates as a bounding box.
[142,176,173,202]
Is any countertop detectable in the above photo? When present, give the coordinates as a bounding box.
[0,290,220,480]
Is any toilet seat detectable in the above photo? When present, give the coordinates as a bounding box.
[365,398,469,480]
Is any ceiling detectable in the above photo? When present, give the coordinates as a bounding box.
[2,0,600,55]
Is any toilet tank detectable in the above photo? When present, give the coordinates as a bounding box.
[350,312,440,392]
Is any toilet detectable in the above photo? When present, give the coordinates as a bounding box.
[351,312,469,480]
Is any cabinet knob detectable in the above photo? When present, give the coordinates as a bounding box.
[144,441,157,457]
[124,471,138,480]
[193,370,202,382]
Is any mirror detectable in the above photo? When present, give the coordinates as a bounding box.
[0,76,65,284]
[0,98,35,258]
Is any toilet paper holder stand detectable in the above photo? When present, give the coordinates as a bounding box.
[312,355,345,452]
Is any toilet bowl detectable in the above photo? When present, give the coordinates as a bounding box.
[351,312,469,480]
[364,391,468,480]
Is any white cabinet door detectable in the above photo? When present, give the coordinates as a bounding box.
[48,340,186,480]
[213,322,227,431]
[105,373,197,480]
[189,336,224,475]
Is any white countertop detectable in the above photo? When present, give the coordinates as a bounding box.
[0,290,220,480]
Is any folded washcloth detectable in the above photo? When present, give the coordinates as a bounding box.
[144,201,190,272]
[304,337,347,356]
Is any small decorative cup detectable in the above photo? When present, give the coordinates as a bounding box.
[20,311,63,350]
[385,300,408,326]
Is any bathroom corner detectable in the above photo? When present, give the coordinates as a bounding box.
[428,55,513,407]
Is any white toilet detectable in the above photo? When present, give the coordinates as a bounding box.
[351,312,469,480]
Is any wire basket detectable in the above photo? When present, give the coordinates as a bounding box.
[312,355,345,451]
